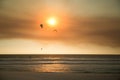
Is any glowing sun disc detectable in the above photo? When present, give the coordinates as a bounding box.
[47,17,57,26]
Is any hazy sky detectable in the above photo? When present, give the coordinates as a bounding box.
[0,0,120,54]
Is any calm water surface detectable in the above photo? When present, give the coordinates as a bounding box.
[0,55,120,73]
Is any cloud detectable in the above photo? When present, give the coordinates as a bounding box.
[0,14,120,48]
[62,17,120,47]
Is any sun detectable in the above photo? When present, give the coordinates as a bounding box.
[47,17,57,26]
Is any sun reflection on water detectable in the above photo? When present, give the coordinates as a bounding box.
[33,61,70,72]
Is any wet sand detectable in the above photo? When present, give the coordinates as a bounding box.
[0,71,120,80]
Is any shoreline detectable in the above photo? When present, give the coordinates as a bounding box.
[0,71,120,80]
[0,54,120,56]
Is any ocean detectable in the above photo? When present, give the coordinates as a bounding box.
[0,55,120,73]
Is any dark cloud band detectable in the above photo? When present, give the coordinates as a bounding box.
[0,14,120,47]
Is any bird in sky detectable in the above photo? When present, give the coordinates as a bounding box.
[53,29,57,32]
[40,23,58,32]
[40,24,43,28]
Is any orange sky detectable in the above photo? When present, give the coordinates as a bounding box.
[0,0,120,54]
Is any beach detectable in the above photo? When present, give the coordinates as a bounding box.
[0,71,120,80]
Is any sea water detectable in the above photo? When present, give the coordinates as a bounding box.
[0,55,120,73]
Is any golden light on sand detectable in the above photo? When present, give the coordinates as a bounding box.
[47,17,57,26]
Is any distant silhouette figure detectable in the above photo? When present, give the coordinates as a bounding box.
[40,24,43,28]
[41,48,43,51]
